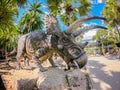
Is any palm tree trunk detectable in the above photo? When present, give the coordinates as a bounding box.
[22,12,35,34]
[115,22,120,38]
[101,41,105,55]
[114,23,120,54]
[5,40,8,64]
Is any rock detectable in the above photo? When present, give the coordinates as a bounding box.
[36,68,87,90]
[16,78,36,90]
[13,70,38,90]
[66,69,87,90]
[37,68,67,90]
[2,70,38,90]
[2,68,88,90]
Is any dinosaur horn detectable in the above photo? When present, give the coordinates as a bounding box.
[79,42,88,49]
[72,25,107,38]
[45,14,61,33]
[65,16,106,34]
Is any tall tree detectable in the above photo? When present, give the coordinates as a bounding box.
[0,0,27,59]
[19,1,44,34]
[102,0,120,40]
[93,27,118,54]
[0,25,19,60]
[47,0,91,26]
[93,29,108,54]
[0,0,27,30]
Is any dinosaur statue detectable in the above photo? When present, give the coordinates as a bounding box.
[16,14,107,72]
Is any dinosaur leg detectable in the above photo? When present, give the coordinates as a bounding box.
[24,56,32,69]
[48,55,57,67]
[24,56,29,67]
[32,48,47,72]
[60,55,71,70]
[32,55,47,72]
[64,60,71,71]
[16,56,23,70]
[16,35,27,70]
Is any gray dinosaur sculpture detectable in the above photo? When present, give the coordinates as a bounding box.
[16,14,107,72]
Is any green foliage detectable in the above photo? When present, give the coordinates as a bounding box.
[0,25,19,50]
[0,0,17,30]
[93,29,108,54]
[47,0,91,26]
[47,0,62,16]
[93,29,107,40]
[93,28,119,54]
[19,2,44,34]
[0,0,27,54]
[78,0,91,16]
[85,48,95,55]
[103,0,120,26]
[0,0,27,30]
[102,0,120,40]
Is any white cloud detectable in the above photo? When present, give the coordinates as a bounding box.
[44,12,49,14]
[98,0,103,3]
[91,0,103,4]
[82,22,98,40]
[82,30,97,40]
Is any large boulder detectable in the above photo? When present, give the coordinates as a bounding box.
[36,68,67,90]
[2,70,37,90]
[36,68,87,90]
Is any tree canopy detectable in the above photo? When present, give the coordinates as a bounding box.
[0,0,27,30]
[0,0,27,58]
[19,2,44,34]
[102,0,120,40]
[47,0,91,26]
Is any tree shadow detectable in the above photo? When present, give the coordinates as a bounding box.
[87,57,120,90]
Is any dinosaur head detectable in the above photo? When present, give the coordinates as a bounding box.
[45,14,107,68]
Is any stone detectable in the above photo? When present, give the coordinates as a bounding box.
[1,68,88,90]
[66,69,87,90]
[36,68,87,90]
[36,68,67,90]
[12,70,37,90]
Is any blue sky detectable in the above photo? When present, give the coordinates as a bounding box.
[18,0,105,40]
[83,0,105,40]
[18,0,105,26]
[87,0,105,25]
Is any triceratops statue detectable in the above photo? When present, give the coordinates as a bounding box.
[16,14,107,72]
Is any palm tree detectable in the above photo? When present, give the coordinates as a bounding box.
[47,0,91,26]
[0,25,19,61]
[102,0,120,40]
[0,0,27,30]
[19,1,44,34]
[93,27,119,55]
[93,29,108,55]
[0,0,27,60]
